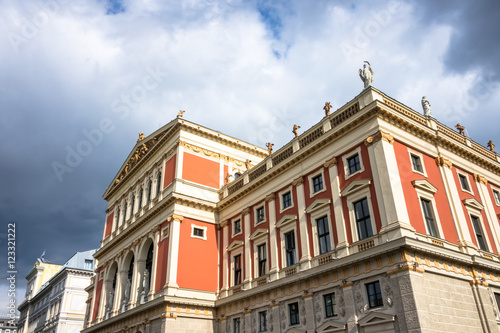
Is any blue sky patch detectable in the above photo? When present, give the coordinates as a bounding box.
[257,2,283,40]
[105,0,126,15]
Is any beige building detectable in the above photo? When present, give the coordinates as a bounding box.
[84,85,500,333]
[18,250,96,333]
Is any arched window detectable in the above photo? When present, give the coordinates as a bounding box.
[138,188,143,210]
[145,244,153,290]
[131,195,135,215]
[156,172,162,197]
[146,181,152,204]
[123,256,134,308]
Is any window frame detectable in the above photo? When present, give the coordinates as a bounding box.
[343,147,364,179]
[191,224,207,240]
[463,199,492,253]
[233,218,242,236]
[316,215,332,255]
[323,292,336,318]
[492,187,500,206]
[254,204,266,225]
[258,311,267,332]
[365,280,383,309]
[420,198,439,238]
[284,230,297,267]
[308,169,326,198]
[343,182,377,243]
[288,302,300,326]
[279,186,295,213]
[233,254,242,286]
[413,180,445,240]
[457,171,473,194]
[257,243,267,277]
[470,214,488,251]
[233,317,241,333]
[408,149,427,176]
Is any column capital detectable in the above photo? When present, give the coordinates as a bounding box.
[219,219,229,229]
[265,193,275,202]
[435,156,452,169]
[474,173,488,185]
[364,129,394,147]
[323,156,337,168]
[167,214,183,223]
[292,176,304,187]
[242,207,251,216]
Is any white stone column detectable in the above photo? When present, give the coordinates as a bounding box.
[266,194,279,281]
[474,174,500,252]
[129,250,140,307]
[165,214,183,294]
[325,157,349,257]
[148,227,161,299]
[135,259,146,303]
[242,208,252,288]
[293,176,311,270]
[176,143,185,181]
[436,157,475,251]
[365,130,412,237]
[221,220,229,296]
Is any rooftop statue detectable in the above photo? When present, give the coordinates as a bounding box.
[266,142,274,155]
[293,124,301,137]
[324,102,332,116]
[177,110,185,117]
[137,132,145,143]
[455,123,466,136]
[359,61,373,89]
[421,96,431,117]
[488,140,495,152]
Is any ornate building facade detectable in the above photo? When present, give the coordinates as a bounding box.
[83,86,500,333]
[18,250,96,333]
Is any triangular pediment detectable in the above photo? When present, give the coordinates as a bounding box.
[227,240,244,251]
[316,320,346,333]
[250,228,269,240]
[284,328,305,333]
[276,215,297,228]
[463,198,484,211]
[305,198,331,214]
[357,311,395,326]
[340,179,371,197]
[411,179,438,194]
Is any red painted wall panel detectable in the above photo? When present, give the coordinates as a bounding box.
[155,220,170,292]
[182,152,220,188]
[104,212,114,239]
[92,273,103,321]
[177,218,218,291]
[163,154,176,188]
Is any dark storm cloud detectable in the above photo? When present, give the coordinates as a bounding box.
[417,0,500,79]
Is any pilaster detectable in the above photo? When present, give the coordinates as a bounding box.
[266,194,279,281]
[242,208,252,288]
[165,214,183,293]
[293,176,311,270]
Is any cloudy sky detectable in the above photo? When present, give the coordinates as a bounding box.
[1,0,500,315]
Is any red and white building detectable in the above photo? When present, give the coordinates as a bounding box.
[83,86,500,333]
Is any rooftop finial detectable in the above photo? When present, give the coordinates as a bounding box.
[359,61,373,89]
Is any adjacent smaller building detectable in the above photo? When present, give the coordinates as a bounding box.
[0,317,18,333]
[17,250,96,333]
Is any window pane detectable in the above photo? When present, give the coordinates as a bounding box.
[471,215,487,251]
[354,198,373,240]
[285,231,296,266]
[283,192,292,209]
[289,303,299,325]
[459,174,470,191]
[420,199,437,237]
[411,154,423,172]
[348,154,361,174]
[234,255,242,285]
[494,190,500,205]
[259,311,267,332]
[258,244,267,277]
[323,293,336,317]
[317,216,331,254]
[366,281,383,308]
[313,175,323,192]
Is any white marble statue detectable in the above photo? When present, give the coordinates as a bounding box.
[359,61,373,89]
[143,270,150,294]
[421,96,431,116]
[124,278,131,300]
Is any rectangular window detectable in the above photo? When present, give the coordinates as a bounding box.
[258,243,267,277]
[289,302,299,326]
[84,259,93,270]
[256,207,265,223]
[420,198,438,237]
[312,174,324,193]
[493,189,500,205]
[410,154,423,173]
[285,231,296,267]
[354,198,373,240]
[459,174,471,192]
[193,227,204,238]
[317,216,331,254]
[146,181,152,203]
[156,172,162,196]
[259,311,267,332]
[366,281,383,308]
[233,318,240,333]
[347,154,361,174]
[471,215,487,251]
[494,293,500,313]
[234,220,241,235]
[282,192,292,209]
[234,255,242,285]
[323,293,336,318]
